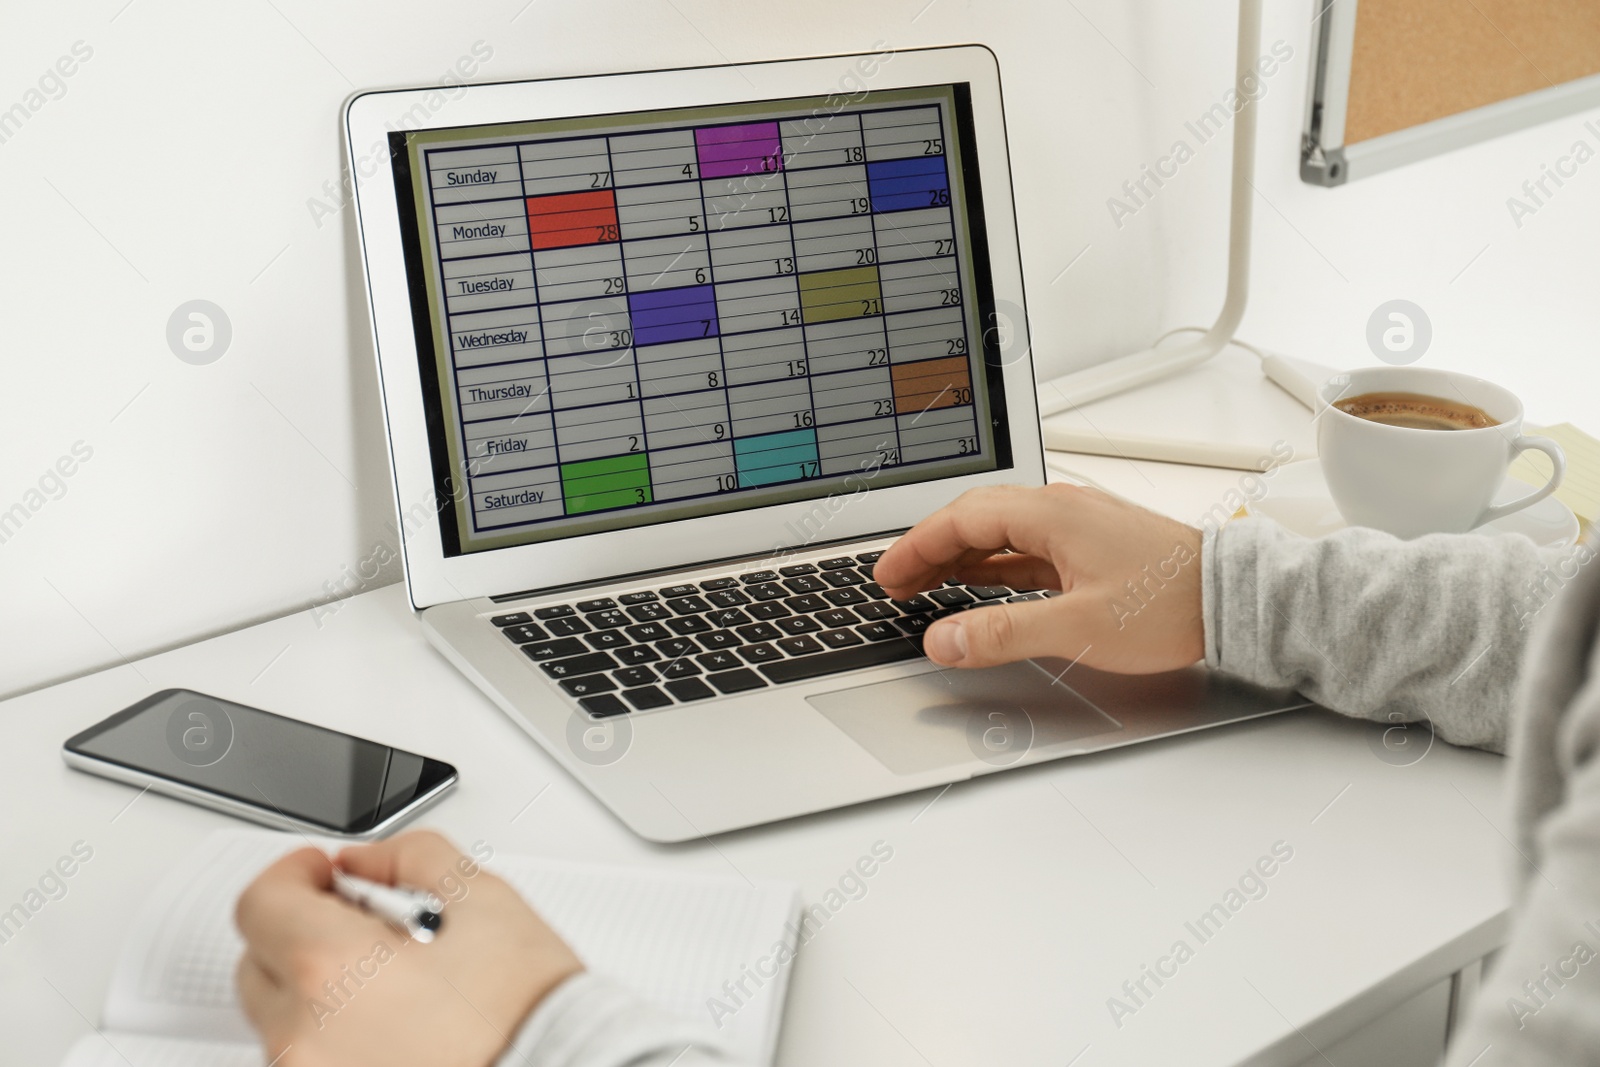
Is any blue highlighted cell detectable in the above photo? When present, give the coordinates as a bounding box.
[627,284,720,346]
[867,156,950,214]
[733,428,819,487]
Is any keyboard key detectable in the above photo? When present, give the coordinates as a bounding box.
[699,630,742,650]
[735,621,782,642]
[625,602,671,622]
[665,678,716,701]
[579,693,629,718]
[613,666,658,688]
[741,570,779,584]
[855,621,900,642]
[559,674,617,696]
[776,615,822,635]
[894,615,933,635]
[968,585,1011,600]
[738,642,783,664]
[818,557,856,570]
[822,569,867,587]
[622,685,672,710]
[778,563,818,576]
[760,639,924,683]
[500,623,550,644]
[707,609,751,628]
[666,595,711,615]
[584,630,631,650]
[706,589,751,608]
[545,617,591,637]
[862,582,890,600]
[698,576,739,591]
[613,645,660,666]
[855,550,884,563]
[747,601,790,620]
[533,605,575,620]
[697,650,743,672]
[776,635,824,656]
[541,651,618,678]
[816,608,858,628]
[490,612,532,627]
[856,564,876,581]
[585,610,629,630]
[618,590,659,605]
[666,616,712,636]
[784,594,828,614]
[521,637,588,662]
[747,583,786,601]
[659,583,699,598]
[661,658,703,679]
[782,575,826,594]
[576,597,616,613]
[624,622,671,643]
[1007,593,1045,602]
[822,588,867,607]
[892,595,936,613]
[818,628,865,649]
[655,637,700,658]
[856,601,898,621]
[928,587,976,607]
[709,668,767,694]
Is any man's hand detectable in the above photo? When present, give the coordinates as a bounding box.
[235,831,582,1067]
[875,483,1204,674]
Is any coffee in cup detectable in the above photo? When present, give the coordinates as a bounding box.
[1317,367,1565,539]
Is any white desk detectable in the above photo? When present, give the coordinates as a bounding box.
[0,452,1511,1066]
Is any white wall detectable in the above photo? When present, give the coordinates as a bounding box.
[2,0,1595,698]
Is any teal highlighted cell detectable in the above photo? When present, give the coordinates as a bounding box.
[734,428,819,487]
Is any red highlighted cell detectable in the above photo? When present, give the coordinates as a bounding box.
[525,189,620,251]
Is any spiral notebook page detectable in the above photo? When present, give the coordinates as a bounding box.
[97,830,800,1066]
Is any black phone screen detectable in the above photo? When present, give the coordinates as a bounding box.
[64,690,456,834]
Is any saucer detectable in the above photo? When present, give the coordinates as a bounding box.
[1243,459,1580,548]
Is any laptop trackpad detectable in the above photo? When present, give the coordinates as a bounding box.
[807,660,1123,776]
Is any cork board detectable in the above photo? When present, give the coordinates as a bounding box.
[1344,0,1600,145]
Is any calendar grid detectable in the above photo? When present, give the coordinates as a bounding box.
[419,97,987,538]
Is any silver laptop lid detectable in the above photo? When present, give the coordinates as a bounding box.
[347,46,1043,609]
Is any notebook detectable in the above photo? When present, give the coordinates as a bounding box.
[59,830,801,1066]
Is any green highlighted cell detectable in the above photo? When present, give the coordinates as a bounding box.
[799,265,882,324]
[561,452,652,515]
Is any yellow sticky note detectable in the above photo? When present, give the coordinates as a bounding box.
[1517,423,1600,535]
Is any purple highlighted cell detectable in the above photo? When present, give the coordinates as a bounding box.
[628,284,720,347]
[695,122,783,179]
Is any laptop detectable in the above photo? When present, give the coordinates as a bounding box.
[346,46,1305,842]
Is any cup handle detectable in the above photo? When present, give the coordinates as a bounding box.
[1472,435,1567,529]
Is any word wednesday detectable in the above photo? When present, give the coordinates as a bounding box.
[1107,840,1295,1028]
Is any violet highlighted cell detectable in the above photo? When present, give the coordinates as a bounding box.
[695,122,783,180]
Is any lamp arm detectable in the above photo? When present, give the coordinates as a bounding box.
[1036,0,1261,416]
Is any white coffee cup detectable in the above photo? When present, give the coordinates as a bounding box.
[1317,366,1565,539]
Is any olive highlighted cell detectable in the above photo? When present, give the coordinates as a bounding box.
[798,265,882,324]
[561,452,652,515]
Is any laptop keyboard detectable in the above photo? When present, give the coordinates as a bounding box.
[487,550,1054,718]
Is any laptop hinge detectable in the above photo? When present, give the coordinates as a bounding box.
[488,527,911,604]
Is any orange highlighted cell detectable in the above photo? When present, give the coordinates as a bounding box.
[525,189,619,251]
[891,356,973,414]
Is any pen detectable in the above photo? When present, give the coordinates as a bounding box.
[331,869,446,943]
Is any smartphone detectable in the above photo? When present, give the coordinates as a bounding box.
[62,689,458,839]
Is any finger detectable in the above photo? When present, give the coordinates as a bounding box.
[876,485,1080,594]
[879,546,996,598]
[235,847,375,972]
[948,553,1060,591]
[922,597,1093,669]
[235,952,292,1040]
[336,829,469,890]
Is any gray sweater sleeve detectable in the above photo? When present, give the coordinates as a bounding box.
[1445,536,1600,1065]
[1202,518,1568,754]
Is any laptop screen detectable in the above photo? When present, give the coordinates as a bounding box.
[389,82,1013,556]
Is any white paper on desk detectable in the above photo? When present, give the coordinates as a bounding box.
[90,829,801,1066]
